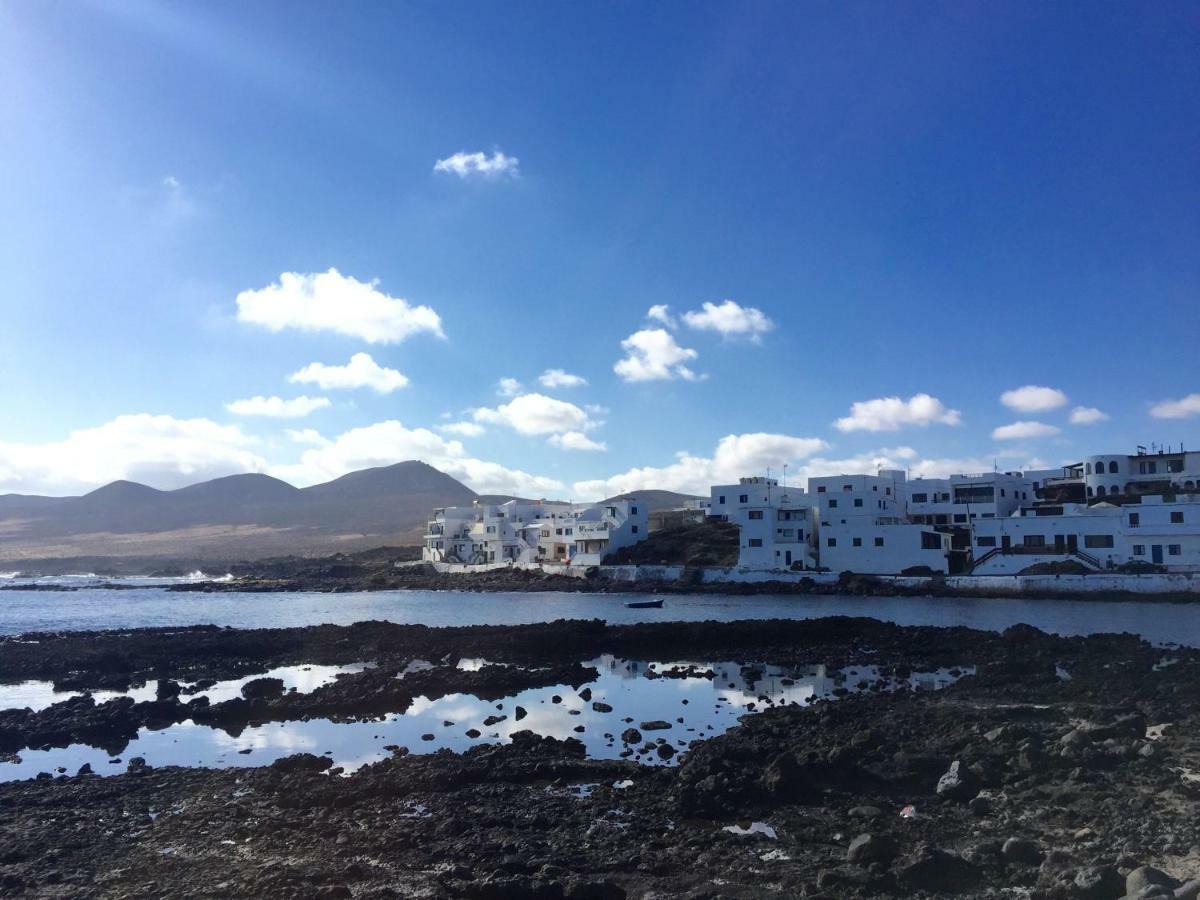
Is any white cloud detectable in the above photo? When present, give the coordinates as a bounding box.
[225,395,330,418]
[236,269,444,344]
[269,420,562,497]
[572,432,828,499]
[288,353,409,394]
[1069,406,1109,425]
[681,300,774,341]
[433,150,520,179]
[0,414,266,495]
[538,369,588,389]
[285,428,331,447]
[646,305,676,328]
[548,431,607,452]
[474,393,594,436]
[834,394,962,432]
[438,421,486,438]
[496,377,523,397]
[992,421,1061,441]
[614,328,700,382]
[1150,394,1200,419]
[1000,385,1068,413]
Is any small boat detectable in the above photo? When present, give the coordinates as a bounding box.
[626,598,663,609]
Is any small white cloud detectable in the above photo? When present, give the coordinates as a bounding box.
[1069,406,1109,425]
[1150,394,1200,419]
[438,421,486,438]
[614,328,700,382]
[236,269,444,345]
[496,377,523,397]
[162,175,181,189]
[646,305,677,328]
[225,396,330,418]
[682,300,774,341]
[1000,385,1068,413]
[834,394,962,432]
[548,431,607,452]
[288,352,409,394]
[992,421,1061,441]
[285,428,331,447]
[433,150,520,179]
[474,393,594,436]
[538,369,588,389]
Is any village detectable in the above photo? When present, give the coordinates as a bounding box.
[422,444,1200,579]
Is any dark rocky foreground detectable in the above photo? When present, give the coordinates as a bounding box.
[2,618,1200,898]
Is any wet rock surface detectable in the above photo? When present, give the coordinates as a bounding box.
[1,617,1200,896]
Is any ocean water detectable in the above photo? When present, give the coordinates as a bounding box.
[0,579,1196,646]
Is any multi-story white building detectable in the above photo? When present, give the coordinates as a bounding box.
[1081,447,1200,500]
[906,471,1035,528]
[423,498,648,567]
[972,493,1200,573]
[708,477,816,570]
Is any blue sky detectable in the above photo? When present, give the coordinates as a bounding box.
[1,1,1197,498]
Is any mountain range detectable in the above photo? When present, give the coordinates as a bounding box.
[0,462,698,563]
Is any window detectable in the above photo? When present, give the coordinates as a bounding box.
[1023,535,1046,548]
[886,487,892,496]
[565,528,573,535]
[1111,486,1120,495]
[739,494,748,503]
[817,486,826,493]
[1171,511,1184,524]
[853,537,862,547]
[1168,459,1184,473]
[935,514,948,525]
[555,528,563,535]
[719,495,726,504]
[854,498,863,507]
[631,525,639,534]
[748,538,762,548]
[1000,489,1006,497]
[977,536,996,547]
[953,514,967,524]
[631,506,638,515]
[828,499,838,508]
[911,493,928,503]
[1086,486,1094,497]
[1128,513,1140,527]
[921,532,942,550]
[1109,462,1119,474]
[1096,486,1107,497]
[843,484,852,491]
[1085,463,1092,474]
[748,510,764,520]
[1140,460,1157,475]
[874,537,884,547]
[827,537,837,547]
[1084,534,1114,549]
[1133,545,1145,556]
[1169,544,1182,556]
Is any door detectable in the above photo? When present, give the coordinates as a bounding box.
[1152,545,1164,564]
[1001,535,1011,552]
[1067,534,1078,553]
[785,551,792,566]
[1054,535,1065,552]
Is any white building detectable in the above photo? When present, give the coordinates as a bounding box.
[423,498,648,567]
[906,471,1035,528]
[708,477,816,570]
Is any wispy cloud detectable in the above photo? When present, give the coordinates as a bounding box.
[538,369,588,389]
[289,353,409,394]
[433,150,520,179]
[225,395,330,418]
[1150,394,1200,419]
[1069,406,1109,425]
[992,420,1061,440]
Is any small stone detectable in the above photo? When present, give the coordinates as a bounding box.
[592,701,613,713]
[620,729,642,744]
[849,806,882,819]
[640,720,671,731]
[515,706,527,721]
[1001,837,1043,865]
[847,833,898,864]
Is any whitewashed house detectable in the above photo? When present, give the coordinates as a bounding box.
[423,497,648,567]
[708,477,816,570]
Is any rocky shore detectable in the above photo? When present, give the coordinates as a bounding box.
[1,618,1199,897]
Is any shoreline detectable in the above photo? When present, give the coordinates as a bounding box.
[0,617,1198,896]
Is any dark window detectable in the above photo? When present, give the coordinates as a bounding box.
[719,495,725,504]
[874,537,884,547]
[1133,545,1145,556]
[977,536,996,547]
[748,538,762,547]
[827,537,836,547]
[1171,511,1184,524]
[853,498,863,507]
[911,493,928,503]
[953,514,967,524]
[1023,535,1046,548]
[1109,461,1119,474]
[1129,513,1140,527]
[1169,544,1182,556]
[852,537,862,547]
[1085,463,1092,474]
[886,487,891,496]
[748,510,764,520]
[631,506,638,514]
[631,525,639,534]
[1168,459,1184,473]
[935,514,948,525]
[817,486,826,493]
[828,499,838,508]
[1084,534,1114,549]
[843,484,852,491]
[1086,486,1094,497]
[1096,486,1106,497]
[739,494,748,503]
[921,531,942,550]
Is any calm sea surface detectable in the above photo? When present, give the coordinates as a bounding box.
[0,576,1196,646]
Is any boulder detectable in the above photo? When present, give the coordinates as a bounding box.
[847,833,899,865]
[1072,865,1123,899]
[241,677,285,701]
[1126,866,1177,897]
[1001,837,1044,865]
[936,760,980,802]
